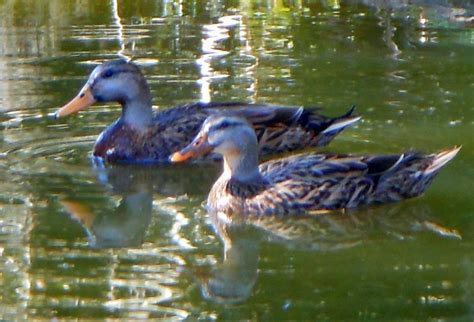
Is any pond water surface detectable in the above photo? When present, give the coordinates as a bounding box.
[0,0,473,320]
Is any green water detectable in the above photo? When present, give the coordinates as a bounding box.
[0,0,473,320]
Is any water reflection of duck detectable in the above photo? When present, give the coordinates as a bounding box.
[54,60,360,164]
[61,192,152,248]
[171,115,460,215]
[59,165,157,248]
[58,162,218,248]
[200,205,461,303]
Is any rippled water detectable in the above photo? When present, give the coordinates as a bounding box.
[0,0,473,320]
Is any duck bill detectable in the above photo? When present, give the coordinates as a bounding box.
[60,200,96,229]
[170,136,213,163]
[54,85,96,118]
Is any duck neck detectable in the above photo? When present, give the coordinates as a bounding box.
[121,86,153,130]
[222,146,264,184]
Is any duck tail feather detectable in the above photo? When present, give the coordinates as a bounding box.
[425,146,461,175]
[372,146,460,203]
[321,115,362,135]
[321,105,360,134]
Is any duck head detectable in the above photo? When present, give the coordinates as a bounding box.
[171,115,261,180]
[55,60,153,126]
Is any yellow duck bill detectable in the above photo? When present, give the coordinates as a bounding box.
[54,85,96,118]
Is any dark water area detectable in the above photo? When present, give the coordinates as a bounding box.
[0,0,473,320]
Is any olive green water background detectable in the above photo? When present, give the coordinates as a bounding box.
[0,0,473,320]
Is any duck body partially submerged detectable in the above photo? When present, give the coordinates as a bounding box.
[55,60,359,164]
[171,115,460,216]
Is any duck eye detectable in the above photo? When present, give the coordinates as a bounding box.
[102,70,113,78]
[193,138,202,147]
[219,121,230,129]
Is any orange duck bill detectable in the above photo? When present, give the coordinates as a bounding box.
[54,84,96,118]
[170,135,214,163]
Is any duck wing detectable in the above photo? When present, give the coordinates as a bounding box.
[199,102,360,153]
[249,154,373,213]
[259,153,368,183]
[253,147,460,213]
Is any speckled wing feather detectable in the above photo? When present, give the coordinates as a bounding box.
[200,102,359,155]
[249,154,374,214]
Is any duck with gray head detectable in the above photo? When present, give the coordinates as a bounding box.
[54,59,360,164]
[171,115,460,216]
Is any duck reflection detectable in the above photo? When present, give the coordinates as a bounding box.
[61,192,152,248]
[200,221,260,304]
[200,204,461,303]
[59,161,218,248]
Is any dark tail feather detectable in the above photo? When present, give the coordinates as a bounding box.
[297,105,361,147]
[372,146,460,203]
[341,104,357,118]
[321,105,361,136]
